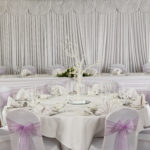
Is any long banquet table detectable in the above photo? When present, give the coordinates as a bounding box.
[1,73,150,102]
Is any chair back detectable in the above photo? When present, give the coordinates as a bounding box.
[6,109,44,150]
[143,63,150,73]
[137,128,150,150]
[103,108,139,150]
[0,87,12,109]
[0,66,6,75]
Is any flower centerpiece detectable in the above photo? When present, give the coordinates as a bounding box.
[62,38,100,95]
[57,67,93,78]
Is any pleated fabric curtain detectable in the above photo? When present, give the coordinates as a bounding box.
[0,10,149,73]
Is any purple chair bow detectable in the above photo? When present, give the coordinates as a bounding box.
[7,119,41,150]
[105,118,138,150]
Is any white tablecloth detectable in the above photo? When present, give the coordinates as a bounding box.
[36,96,150,150]
[6,93,150,150]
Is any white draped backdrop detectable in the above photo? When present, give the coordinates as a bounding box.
[0,0,150,73]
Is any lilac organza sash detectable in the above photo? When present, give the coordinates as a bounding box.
[105,118,138,150]
[7,119,41,150]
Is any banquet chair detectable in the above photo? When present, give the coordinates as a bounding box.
[89,108,139,150]
[93,80,119,94]
[0,87,12,127]
[6,109,61,150]
[137,128,150,150]
[0,66,6,75]
[143,63,150,73]
[101,80,119,93]
[0,128,11,150]
[103,108,138,150]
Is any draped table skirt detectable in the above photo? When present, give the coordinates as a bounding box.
[1,73,150,102]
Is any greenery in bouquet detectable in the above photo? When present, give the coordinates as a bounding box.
[57,67,93,78]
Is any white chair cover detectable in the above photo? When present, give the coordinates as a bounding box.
[89,80,119,95]
[6,109,61,150]
[89,138,103,150]
[6,109,45,150]
[0,128,11,150]
[0,87,12,127]
[102,108,139,150]
[0,66,6,75]
[143,63,150,73]
[137,128,150,150]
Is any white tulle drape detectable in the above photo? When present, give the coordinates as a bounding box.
[0,10,149,73]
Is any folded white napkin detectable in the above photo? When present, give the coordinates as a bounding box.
[84,104,99,115]
[41,103,65,116]
[111,68,122,75]
[39,94,50,99]
[6,96,28,108]
[15,89,28,100]
[15,88,37,101]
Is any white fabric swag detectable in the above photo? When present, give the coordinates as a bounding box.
[0,0,150,15]
[0,11,150,73]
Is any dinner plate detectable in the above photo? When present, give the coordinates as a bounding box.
[67,100,91,105]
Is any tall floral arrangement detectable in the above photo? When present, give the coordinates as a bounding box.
[64,38,100,95]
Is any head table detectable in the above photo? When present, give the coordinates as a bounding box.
[5,93,150,150]
[1,73,150,103]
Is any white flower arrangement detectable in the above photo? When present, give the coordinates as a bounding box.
[118,88,139,100]
[111,68,122,75]
[64,38,101,95]
[21,69,32,77]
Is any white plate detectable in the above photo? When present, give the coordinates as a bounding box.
[68,100,91,105]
